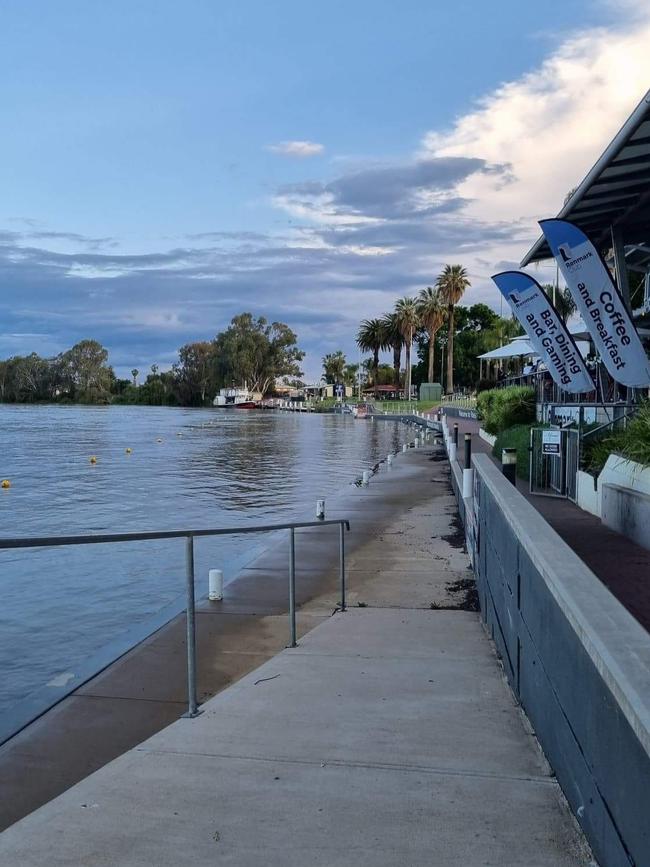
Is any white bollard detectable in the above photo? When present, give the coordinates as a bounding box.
[387,453,393,466]
[362,470,371,486]
[449,442,457,463]
[316,499,325,520]
[462,467,474,500]
[209,569,224,601]
[402,443,408,453]
[414,436,420,449]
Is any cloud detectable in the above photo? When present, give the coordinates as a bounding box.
[3,7,650,380]
[267,140,325,158]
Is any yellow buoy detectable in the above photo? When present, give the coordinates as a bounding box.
[1,479,10,489]
[125,447,132,454]
[89,456,97,464]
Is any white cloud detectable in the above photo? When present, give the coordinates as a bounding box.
[267,140,325,158]
[422,18,650,228]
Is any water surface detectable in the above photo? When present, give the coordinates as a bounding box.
[0,406,406,716]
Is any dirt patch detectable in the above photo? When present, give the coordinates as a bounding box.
[429,576,480,612]
[440,513,465,548]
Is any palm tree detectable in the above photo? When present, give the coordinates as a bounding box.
[542,284,576,323]
[381,313,403,389]
[356,318,387,396]
[436,265,470,394]
[394,297,420,401]
[322,351,347,384]
[131,368,139,387]
[417,287,445,384]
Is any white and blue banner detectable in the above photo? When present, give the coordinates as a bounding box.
[540,219,650,388]
[491,271,595,393]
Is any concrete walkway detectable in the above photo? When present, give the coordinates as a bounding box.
[0,451,592,866]
[449,414,650,633]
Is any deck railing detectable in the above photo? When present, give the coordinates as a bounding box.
[0,518,351,720]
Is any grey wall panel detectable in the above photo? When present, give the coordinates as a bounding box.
[453,456,650,867]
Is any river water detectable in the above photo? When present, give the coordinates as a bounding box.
[0,405,407,719]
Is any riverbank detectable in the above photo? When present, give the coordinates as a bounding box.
[0,442,592,865]
[0,437,438,831]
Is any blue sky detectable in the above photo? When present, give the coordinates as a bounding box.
[0,0,647,380]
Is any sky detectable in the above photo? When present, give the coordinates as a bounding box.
[1,0,650,381]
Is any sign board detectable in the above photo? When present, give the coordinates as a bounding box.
[539,218,650,387]
[334,383,344,399]
[491,271,594,393]
[542,429,561,456]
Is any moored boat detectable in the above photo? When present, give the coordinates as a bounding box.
[212,386,260,408]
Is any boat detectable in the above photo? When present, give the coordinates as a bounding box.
[352,403,371,419]
[212,386,259,409]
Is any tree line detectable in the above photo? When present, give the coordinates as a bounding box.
[0,313,304,406]
[353,266,574,394]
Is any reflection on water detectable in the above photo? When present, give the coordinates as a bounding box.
[0,406,408,715]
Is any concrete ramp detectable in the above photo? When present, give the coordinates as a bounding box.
[0,608,590,866]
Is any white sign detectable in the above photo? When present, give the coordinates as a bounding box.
[491,271,594,393]
[542,429,561,456]
[540,218,650,388]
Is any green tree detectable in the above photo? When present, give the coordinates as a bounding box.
[381,313,403,388]
[174,341,216,405]
[394,297,420,399]
[322,351,346,384]
[542,284,576,323]
[417,287,445,384]
[436,264,470,394]
[59,339,113,402]
[356,318,387,395]
[213,314,304,395]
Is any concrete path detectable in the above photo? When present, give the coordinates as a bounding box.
[0,450,592,866]
[450,414,650,633]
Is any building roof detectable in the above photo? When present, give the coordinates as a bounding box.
[521,90,650,266]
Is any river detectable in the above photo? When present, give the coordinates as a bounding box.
[0,405,407,721]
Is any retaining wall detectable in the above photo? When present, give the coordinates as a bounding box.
[452,452,650,867]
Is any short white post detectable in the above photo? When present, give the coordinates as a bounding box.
[462,467,474,500]
[414,436,420,449]
[387,453,393,466]
[362,470,370,486]
[209,569,224,601]
[316,499,325,520]
[449,441,457,463]
[402,443,408,453]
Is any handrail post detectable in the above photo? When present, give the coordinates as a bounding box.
[288,527,297,647]
[339,522,346,612]
[184,534,200,718]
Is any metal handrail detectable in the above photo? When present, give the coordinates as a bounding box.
[1,518,351,720]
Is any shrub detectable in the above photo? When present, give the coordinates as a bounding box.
[583,401,650,475]
[477,385,536,435]
[491,423,544,481]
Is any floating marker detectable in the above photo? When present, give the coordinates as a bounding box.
[89,456,97,464]
[1,479,10,489]
[125,447,132,454]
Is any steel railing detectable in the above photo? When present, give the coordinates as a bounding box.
[0,518,351,719]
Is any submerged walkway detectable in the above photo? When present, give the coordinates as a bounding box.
[0,450,591,865]
[448,414,650,632]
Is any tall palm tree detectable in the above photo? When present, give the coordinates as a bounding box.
[417,287,445,384]
[356,318,387,396]
[542,284,576,323]
[436,265,470,394]
[322,351,347,384]
[394,297,420,401]
[381,313,403,389]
